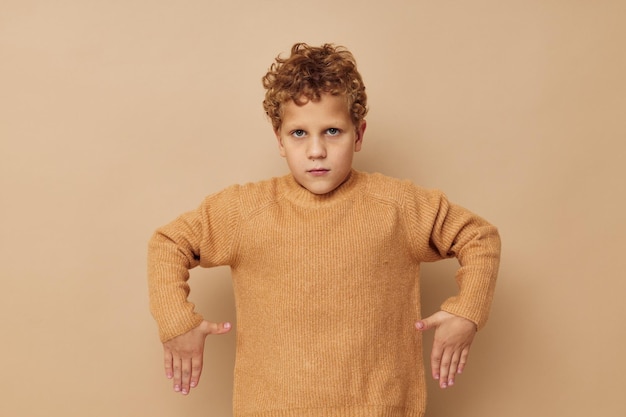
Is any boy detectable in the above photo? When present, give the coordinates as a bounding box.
[148,43,500,417]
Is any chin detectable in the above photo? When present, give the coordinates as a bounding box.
[309,185,339,195]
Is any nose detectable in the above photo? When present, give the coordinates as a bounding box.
[307,136,327,160]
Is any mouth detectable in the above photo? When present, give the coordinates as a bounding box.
[307,168,329,176]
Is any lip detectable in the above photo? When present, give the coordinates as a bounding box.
[307,168,329,176]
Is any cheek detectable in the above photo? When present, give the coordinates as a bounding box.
[338,145,356,161]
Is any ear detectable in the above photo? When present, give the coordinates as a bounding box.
[354,120,366,152]
[275,129,286,157]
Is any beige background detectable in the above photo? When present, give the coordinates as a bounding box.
[1,1,625,416]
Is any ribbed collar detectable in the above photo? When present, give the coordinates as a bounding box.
[279,169,363,208]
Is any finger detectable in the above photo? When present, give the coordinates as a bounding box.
[190,353,204,389]
[163,348,174,380]
[172,355,182,393]
[458,346,470,374]
[180,357,193,395]
[446,349,462,386]
[437,348,453,389]
[205,321,232,335]
[430,342,443,381]
[415,315,438,331]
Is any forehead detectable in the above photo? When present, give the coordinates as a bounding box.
[281,94,351,128]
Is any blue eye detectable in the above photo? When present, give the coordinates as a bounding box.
[292,130,306,138]
[327,128,340,136]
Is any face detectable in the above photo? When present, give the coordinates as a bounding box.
[275,93,366,195]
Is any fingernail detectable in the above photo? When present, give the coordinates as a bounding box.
[190,381,197,388]
[182,388,188,395]
[224,322,232,329]
[174,385,180,392]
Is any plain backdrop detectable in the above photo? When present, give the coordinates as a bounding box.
[1,1,625,416]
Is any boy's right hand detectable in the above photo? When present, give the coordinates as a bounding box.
[162,320,232,395]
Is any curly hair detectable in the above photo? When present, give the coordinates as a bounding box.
[262,43,368,131]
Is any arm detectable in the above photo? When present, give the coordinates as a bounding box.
[406,187,501,388]
[148,188,240,394]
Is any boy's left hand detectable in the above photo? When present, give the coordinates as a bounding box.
[415,311,477,389]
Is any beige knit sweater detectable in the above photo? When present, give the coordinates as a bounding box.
[148,170,500,417]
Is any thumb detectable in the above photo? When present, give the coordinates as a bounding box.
[415,312,445,331]
[201,320,233,335]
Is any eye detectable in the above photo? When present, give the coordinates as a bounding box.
[291,129,306,138]
[326,128,341,136]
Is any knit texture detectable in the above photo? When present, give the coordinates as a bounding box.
[148,170,501,417]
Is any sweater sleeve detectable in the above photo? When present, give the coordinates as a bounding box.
[404,184,501,330]
[147,186,241,342]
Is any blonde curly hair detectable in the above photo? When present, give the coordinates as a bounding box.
[262,43,368,131]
